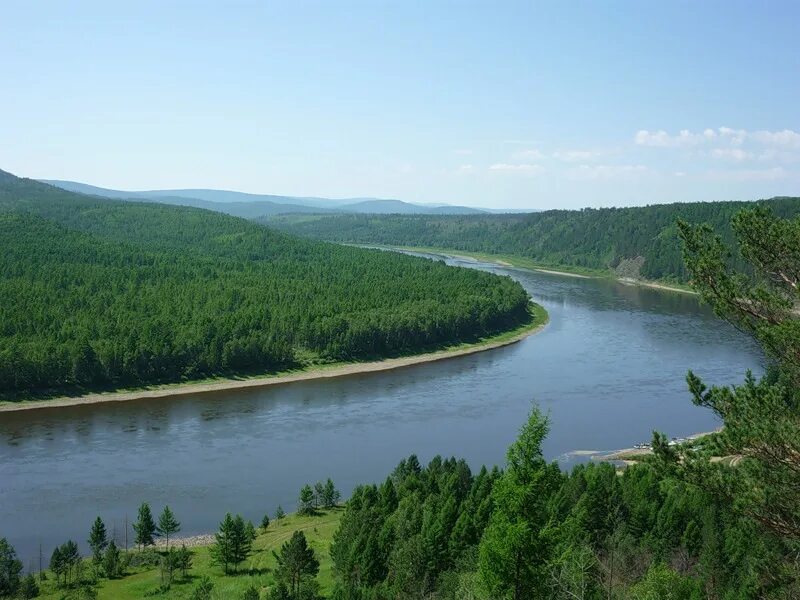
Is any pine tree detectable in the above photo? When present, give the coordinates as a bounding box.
[313,482,325,509]
[322,478,341,508]
[210,513,252,574]
[156,506,181,550]
[0,538,23,597]
[261,514,271,531]
[245,520,257,543]
[18,573,39,599]
[298,485,315,515]
[273,530,320,599]
[478,407,562,600]
[275,506,285,520]
[103,541,121,578]
[133,502,156,548]
[88,516,108,564]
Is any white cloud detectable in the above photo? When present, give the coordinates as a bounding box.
[635,127,800,150]
[568,164,649,180]
[674,171,687,177]
[457,164,475,173]
[711,148,754,161]
[751,129,800,148]
[489,163,545,175]
[552,149,604,162]
[634,129,706,147]
[513,149,545,160]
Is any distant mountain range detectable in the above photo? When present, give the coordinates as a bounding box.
[40,180,491,218]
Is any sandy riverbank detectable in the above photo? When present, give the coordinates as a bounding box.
[0,313,548,413]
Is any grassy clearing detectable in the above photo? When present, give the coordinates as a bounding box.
[36,509,343,599]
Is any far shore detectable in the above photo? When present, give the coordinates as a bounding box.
[0,311,548,414]
[372,245,696,294]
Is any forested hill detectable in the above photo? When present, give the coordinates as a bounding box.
[266,197,800,282]
[0,170,532,397]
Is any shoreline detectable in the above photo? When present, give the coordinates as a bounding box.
[0,310,548,413]
[378,245,696,294]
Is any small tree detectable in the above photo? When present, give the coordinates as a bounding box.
[156,506,181,550]
[273,530,320,599]
[133,502,156,548]
[275,506,285,520]
[261,514,271,531]
[245,520,257,543]
[241,584,260,600]
[0,538,23,597]
[321,478,341,508]
[298,485,315,516]
[313,482,325,509]
[210,513,252,574]
[88,517,108,564]
[49,546,66,587]
[103,541,121,578]
[190,575,214,600]
[174,545,193,580]
[18,573,39,599]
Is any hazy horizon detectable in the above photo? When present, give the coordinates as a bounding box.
[2,1,799,209]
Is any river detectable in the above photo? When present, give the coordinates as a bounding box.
[0,253,764,565]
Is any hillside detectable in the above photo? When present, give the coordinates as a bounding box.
[0,170,532,397]
[266,197,800,282]
[41,179,485,216]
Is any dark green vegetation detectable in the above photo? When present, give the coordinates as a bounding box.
[0,169,533,398]
[267,197,800,283]
[328,207,800,599]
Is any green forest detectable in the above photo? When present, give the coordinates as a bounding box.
[0,169,533,398]
[0,205,794,599]
[267,197,800,283]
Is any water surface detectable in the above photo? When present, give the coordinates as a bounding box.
[0,255,763,564]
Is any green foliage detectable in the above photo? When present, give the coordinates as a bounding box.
[87,517,107,565]
[269,196,800,282]
[241,584,261,600]
[478,407,562,599]
[0,169,532,397]
[628,563,703,599]
[190,575,214,600]
[155,506,180,549]
[298,485,316,516]
[210,513,252,574]
[48,540,79,588]
[273,531,320,599]
[275,506,286,520]
[18,572,40,598]
[133,503,156,548]
[102,541,121,579]
[0,537,23,597]
[261,514,271,531]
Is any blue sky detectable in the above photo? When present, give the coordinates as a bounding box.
[2,1,798,209]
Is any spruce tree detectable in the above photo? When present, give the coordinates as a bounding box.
[275,506,285,520]
[88,516,108,564]
[0,538,23,597]
[322,478,341,508]
[18,573,39,599]
[261,514,270,531]
[273,530,319,598]
[133,502,156,548]
[156,506,181,550]
[478,407,562,599]
[103,541,121,578]
[210,513,252,574]
[298,485,315,515]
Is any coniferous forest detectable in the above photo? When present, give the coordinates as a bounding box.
[266,197,800,282]
[0,169,532,397]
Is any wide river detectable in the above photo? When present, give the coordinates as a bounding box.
[1,253,764,564]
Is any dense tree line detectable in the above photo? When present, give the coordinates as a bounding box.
[0,169,532,397]
[267,196,800,283]
[327,207,800,599]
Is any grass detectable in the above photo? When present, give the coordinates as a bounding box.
[36,509,344,599]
